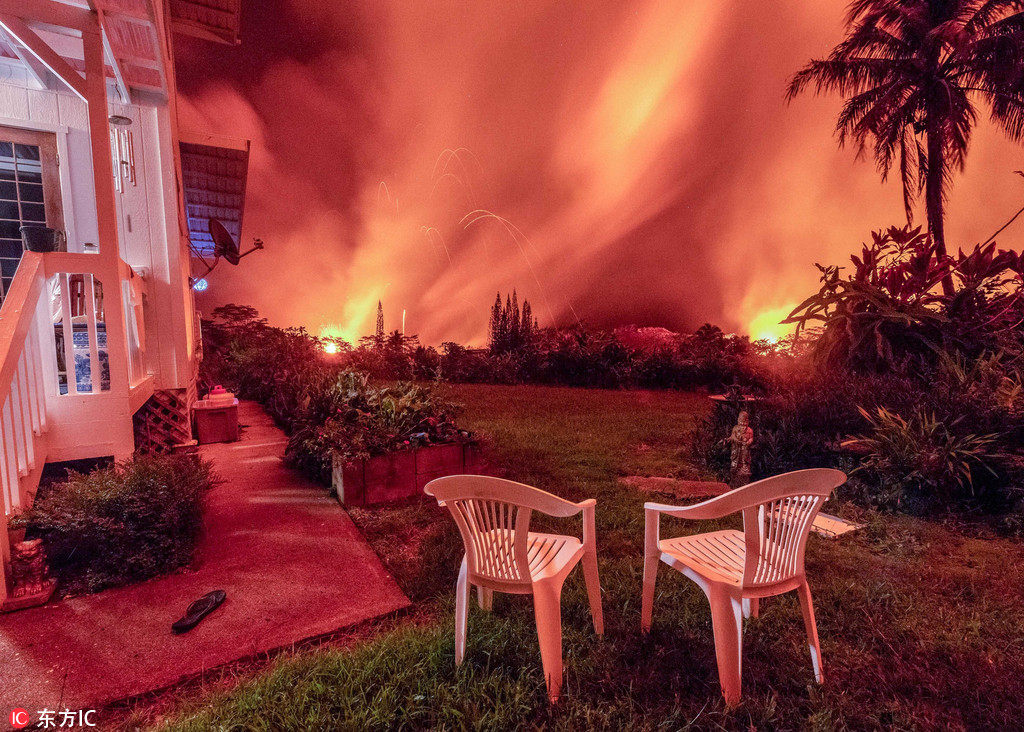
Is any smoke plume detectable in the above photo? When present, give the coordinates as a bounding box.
[176,0,1024,345]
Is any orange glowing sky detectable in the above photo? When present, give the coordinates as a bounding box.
[176,0,1024,346]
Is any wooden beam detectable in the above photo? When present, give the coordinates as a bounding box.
[0,0,92,32]
[0,27,50,89]
[98,10,129,104]
[83,18,135,437]
[0,14,86,100]
[147,22,166,96]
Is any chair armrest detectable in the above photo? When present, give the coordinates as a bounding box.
[578,499,597,549]
[643,490,743,521]
[644,492,744,555]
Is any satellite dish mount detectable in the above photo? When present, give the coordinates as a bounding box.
[191,218,264,278]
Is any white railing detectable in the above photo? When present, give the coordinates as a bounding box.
[0,252,149,603]
[0,254,50,517]
[0,253,51,604]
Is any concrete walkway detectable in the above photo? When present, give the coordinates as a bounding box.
[0,401,409,715]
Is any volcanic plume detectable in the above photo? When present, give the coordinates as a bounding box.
[176,0,1024,345]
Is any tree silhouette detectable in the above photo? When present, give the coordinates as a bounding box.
[788,0,1024,293]
[509,290,521,346]
[521,299,533,344]
[488,292,503,351]
[488,290,538,353]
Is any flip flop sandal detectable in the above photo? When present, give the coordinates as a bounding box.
[172,590,226,634]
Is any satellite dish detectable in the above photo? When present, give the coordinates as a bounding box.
[189,218,265,278]
[210,219,241,265]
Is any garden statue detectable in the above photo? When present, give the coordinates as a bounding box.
[4,538,56,610]
[725,410,754,487]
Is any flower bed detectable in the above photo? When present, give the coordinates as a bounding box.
[333,441,483,506]
[283,371,470,486]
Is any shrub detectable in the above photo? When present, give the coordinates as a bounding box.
[412,345,441,380]
[438,342,497,383]
[538,327,633,388]
[843,406,1003,511]
[786,224,1024,373]
[12,454,218,593]
[704,359,1024,519]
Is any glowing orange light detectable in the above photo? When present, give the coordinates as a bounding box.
[747,305,797,343]
[323,342,339,355]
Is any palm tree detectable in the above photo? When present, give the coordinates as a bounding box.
[788,0,1024,294]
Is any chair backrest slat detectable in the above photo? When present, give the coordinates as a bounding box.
[428,475,559,588]
[740,469,844,588]
[450,496,531,583]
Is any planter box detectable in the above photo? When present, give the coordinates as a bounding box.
[333,442,483,507]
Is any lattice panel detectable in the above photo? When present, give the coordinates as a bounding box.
[133,389,192,455]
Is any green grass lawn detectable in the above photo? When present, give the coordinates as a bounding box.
[130,385,1024,731]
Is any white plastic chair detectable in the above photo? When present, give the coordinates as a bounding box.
[641,468,846,705]
[425,475,604,703]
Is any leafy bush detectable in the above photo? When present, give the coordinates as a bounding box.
[786,225,1024,373]
[704,358,1024,519]
[200,308,470,487]
[843,406,1003,510]
[438,342,495,383]
[728,224,1024,522]
[12,454,218,593]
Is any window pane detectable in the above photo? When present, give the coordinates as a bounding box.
[1,258,21,278]
[0,220,20,239]
[0,181,16,200]
[16,168,41,185]
[21,202,45,222]
[0,200,17,219]
[14,144,39,162]
[0,157,15,181]
[0,142,12,157]
[0,240,22,258]
[18,183,43,203]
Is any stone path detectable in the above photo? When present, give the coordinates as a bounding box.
[0,401,409,717]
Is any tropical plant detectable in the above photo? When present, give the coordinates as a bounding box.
[843,405,1002,507]
[786,224,1024,370]
[788,0,1024,292]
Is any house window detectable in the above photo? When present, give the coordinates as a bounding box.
[0,126,64,298]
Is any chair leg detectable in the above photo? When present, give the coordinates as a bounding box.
[581,550,604,636]
[742,597,760,620]
[797,581,824,684]
[455,558,470,665]
[477,586,493,611]
[709,585,744,706]
[532,582,564,703]
[641,554,659,633]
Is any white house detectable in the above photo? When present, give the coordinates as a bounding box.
[0,0,249,604]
